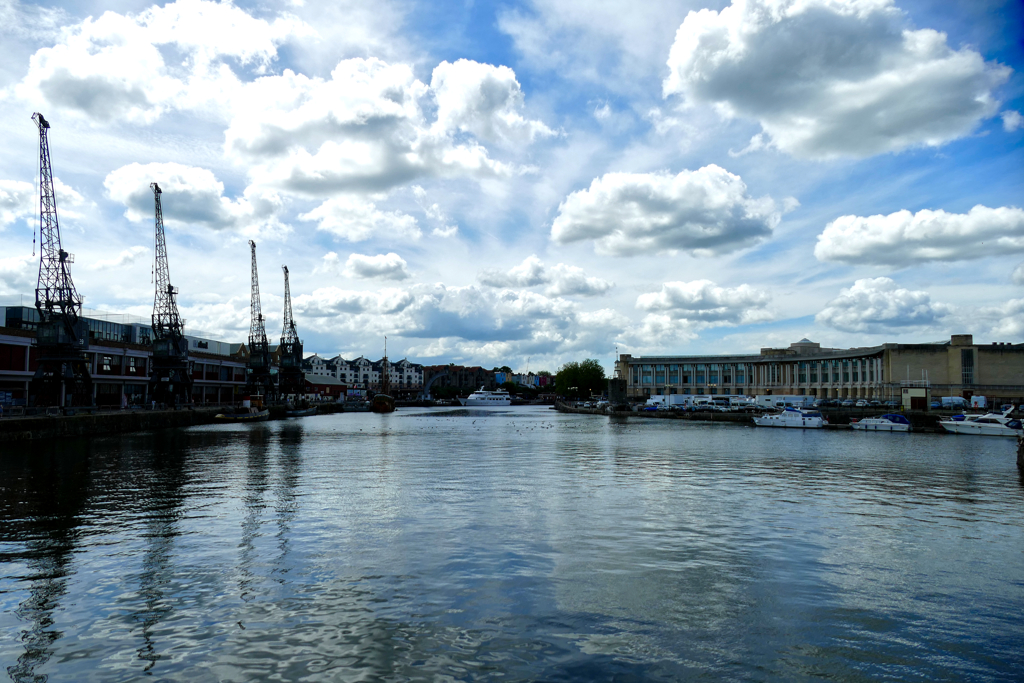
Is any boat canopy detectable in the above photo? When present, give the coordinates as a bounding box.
[881,414,911,424]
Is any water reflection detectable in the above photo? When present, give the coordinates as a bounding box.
[2,441,93,683]
[0,410,1022,681]
[128,432,189,672]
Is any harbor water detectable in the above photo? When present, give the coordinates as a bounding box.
[2,406,1022,681]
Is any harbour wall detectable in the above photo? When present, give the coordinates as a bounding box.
[0,402,348,443]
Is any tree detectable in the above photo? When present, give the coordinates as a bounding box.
[555,359,606,399]
[537,370,552,377]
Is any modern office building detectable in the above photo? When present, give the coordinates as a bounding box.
[616,335,1024,405]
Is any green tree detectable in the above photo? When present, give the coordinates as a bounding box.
[555,359,606,399]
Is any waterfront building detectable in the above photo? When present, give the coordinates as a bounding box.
[423,364,497,392]
[1,305,247,407]
[616,335,1024,406]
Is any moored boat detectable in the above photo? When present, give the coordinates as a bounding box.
[753,407,827,429]
[939,407,1022,437]
[850,414,911,432]
[459,387,512,406]
[214,407,270,422]
[371,394,396,413]
[286,406,317,417]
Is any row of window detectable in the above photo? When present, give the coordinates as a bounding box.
[631,359,881,385]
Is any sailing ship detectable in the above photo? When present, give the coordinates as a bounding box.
[371,336,396,414]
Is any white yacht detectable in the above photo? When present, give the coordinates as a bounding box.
[459,387,512,406]
[939,408,1022,437]
[851,414,911,432]
[753,407,827,429]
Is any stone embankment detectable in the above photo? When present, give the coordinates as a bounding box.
[0,402,349,443]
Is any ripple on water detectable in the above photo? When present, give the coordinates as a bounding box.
[1,408,1022,682]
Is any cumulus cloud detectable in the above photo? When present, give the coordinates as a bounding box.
[0,180,34,229]
[229,57,547,196]
[1012,263,1024,285]
[815,277,952,333]
[1003,111,1023,132]
[636,280,772,324]
[18,0,311,123]
[430,59,555,146]
[815,205,1024,265]
[298,195,421,242]
[292,283,622,360]
[92,245,149,270]
[477,255,612,297]
[663,0,1011,158]
[344,252,411,281]
[551,165,782,256]
[104,162,283,233]
[478,255,547,288]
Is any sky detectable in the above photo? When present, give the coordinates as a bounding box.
[0,0,1021,373]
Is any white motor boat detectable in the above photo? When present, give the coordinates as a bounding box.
[939,408,1023,437]
[851,414,911,432]
[753,407,827,429]
[459,387,512,406]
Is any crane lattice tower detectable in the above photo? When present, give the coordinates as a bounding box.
[278,265,304,398]
[246,240,275,402]
[148,183,193,407]
[28,113,93,408]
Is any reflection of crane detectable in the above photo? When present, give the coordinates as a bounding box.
[29,113,92,408]
[246,241,275,402]
[277,266,304,398]
[148,183,193,406]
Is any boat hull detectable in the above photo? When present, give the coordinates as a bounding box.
[214,408,270,422]
[851,421,910,432]
[752,416,824,428]
[462,398,511,406]
[939,422,1021,437]
[286,407,317,417]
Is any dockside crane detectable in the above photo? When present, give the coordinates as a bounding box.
[246,240,275,402]
[148,183,193,406]
[278,265,304,399]
[29,113,93,408]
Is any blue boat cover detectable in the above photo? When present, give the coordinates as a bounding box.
[880,414,911,424]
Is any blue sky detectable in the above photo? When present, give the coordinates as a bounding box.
[0,0,1021,372]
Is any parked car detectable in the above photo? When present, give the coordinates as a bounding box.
[883,400,900,408]
[840,399,855,407]
[868,400,882,406]
[930,401,942,409]
[855,399,870,407]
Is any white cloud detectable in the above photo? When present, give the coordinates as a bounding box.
[344,252,410,281]
[412,186,459,237]
[0,179,33,229]
[298,195,420,241]
[663,0,1011,158]
[104,162,283,234]
[292,283,622,361]
[229,57,543,196]
[815,205,1024,265]
[636,280,772,324]
[815,277,952,333]
[92,245,149,270]
[551,165,782,256]
[977,299,1024,338]
[0,253,35,296]
[18,0,312,123]
[1012,262,1024,285]
[430,59,555,146]
[477,255,612,297]
[1003,110,1023,132]
[497,0,699,92]
[478,255,547,288]
[545,263,613,297]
